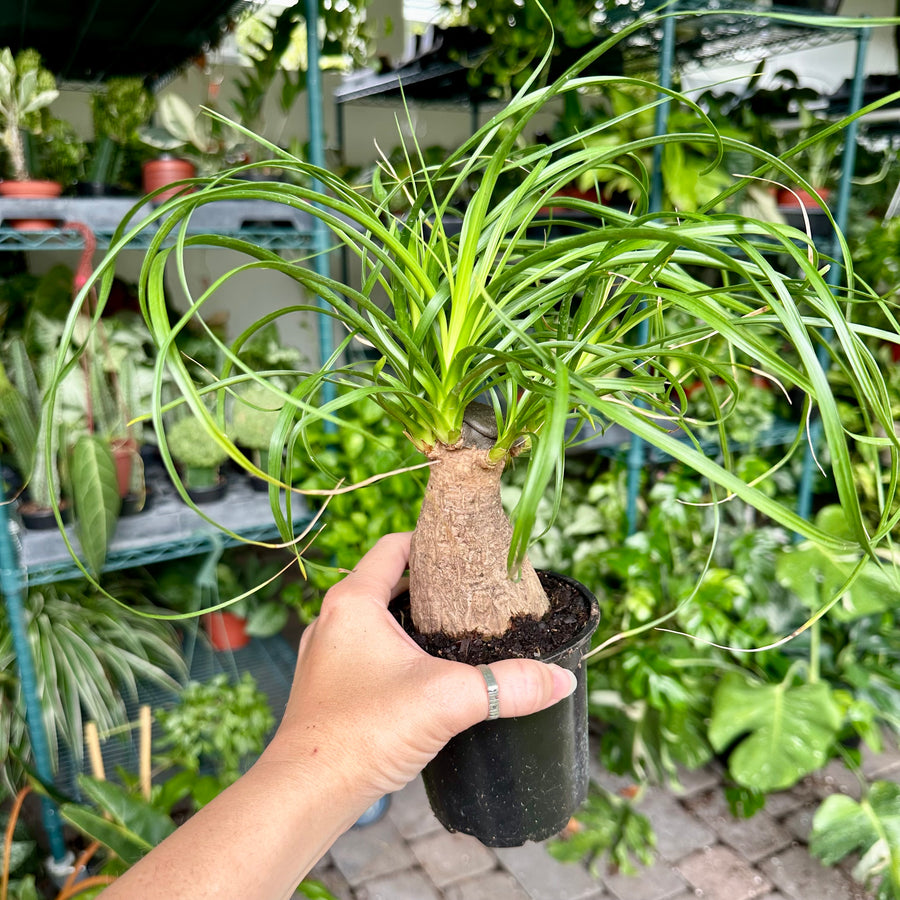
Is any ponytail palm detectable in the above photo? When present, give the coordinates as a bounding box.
[49,20,900,639]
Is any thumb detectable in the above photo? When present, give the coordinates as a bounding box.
[476,659,578,720]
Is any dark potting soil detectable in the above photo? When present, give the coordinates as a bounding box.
[391,572,590,665]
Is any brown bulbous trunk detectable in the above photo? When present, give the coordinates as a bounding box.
[409,443,550,638]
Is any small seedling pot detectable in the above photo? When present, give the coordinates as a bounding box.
[421,573,600,847]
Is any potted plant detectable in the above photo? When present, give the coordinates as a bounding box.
[72,311,158,511]
[0,574,184,792]
[154,672,275,798]
[48,16,900,846]
[228,383,284,490]
[153,548,292,651]
[139,93,226,200]
[775,103,843,212]
[0,48,65,227]
[83,76,155,195]
[164,414,229,502]
[0,336,68,529]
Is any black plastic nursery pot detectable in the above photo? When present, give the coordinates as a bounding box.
[18,499,72,530]
[419,573,600,847]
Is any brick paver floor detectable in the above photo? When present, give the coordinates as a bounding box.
[307,740,900,900]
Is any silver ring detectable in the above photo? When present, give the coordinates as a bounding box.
[477,664,500,721]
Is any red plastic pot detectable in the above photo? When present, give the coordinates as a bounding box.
[776,186,831,208]
[203,611,251,651]
[110,437,139,498]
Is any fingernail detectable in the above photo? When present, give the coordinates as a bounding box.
[550,665,578,699]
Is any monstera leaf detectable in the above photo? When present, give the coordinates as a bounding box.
[709,672,842,792]
[775,505,895,621]
[810,781,900,899]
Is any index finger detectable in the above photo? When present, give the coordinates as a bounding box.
[333,531,413,605]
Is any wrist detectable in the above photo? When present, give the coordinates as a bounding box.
[257,729,374,827]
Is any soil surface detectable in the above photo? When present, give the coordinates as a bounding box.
[392,571,592,665]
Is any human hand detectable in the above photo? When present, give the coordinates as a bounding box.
[263,532,577,811]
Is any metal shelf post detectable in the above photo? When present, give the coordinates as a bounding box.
[0,484,68,860]
[625,4,678,535]
[304,0,337,416]
[795,24,871,526]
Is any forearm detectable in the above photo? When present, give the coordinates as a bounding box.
[100,742,361,900]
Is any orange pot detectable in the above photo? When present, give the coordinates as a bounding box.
[142,157,196,202]
[110,437,139,497]
[0,179,63,229]
[776,186,831,208]
[203,611,251,651]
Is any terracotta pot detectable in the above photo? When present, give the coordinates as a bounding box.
[776,186,831,208]
[110,437,139,498]
[0,179,63,229]
[142,157,196,202]
[203,611,251,651]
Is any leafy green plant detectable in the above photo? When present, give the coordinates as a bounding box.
[548,82,745,212]
[165,415,229,490]
[0,335,65,510]
[698,63,818,163]
[811,780,900,900]
[232,0,371,148]
[437,0,622,94]
[155,673,274,799]
[66,311,155,571]
[62,775,177,870]
[0,48,58,181]
[229,383,284,469]
[0,576,184,792]
[31,117,86,188]
[848,216,900,303]
[776,104,843,199]
[69,431,120,574]
[0,264,74,356]
[152,547,292,638]
[710,672,843,793]
[572,466,785,786]
[776,505,897,625]
[548,784,656,875]
[292,393,426,595]
[139,93,224,175]
[88,77,155,187]
[49,13,900,652]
